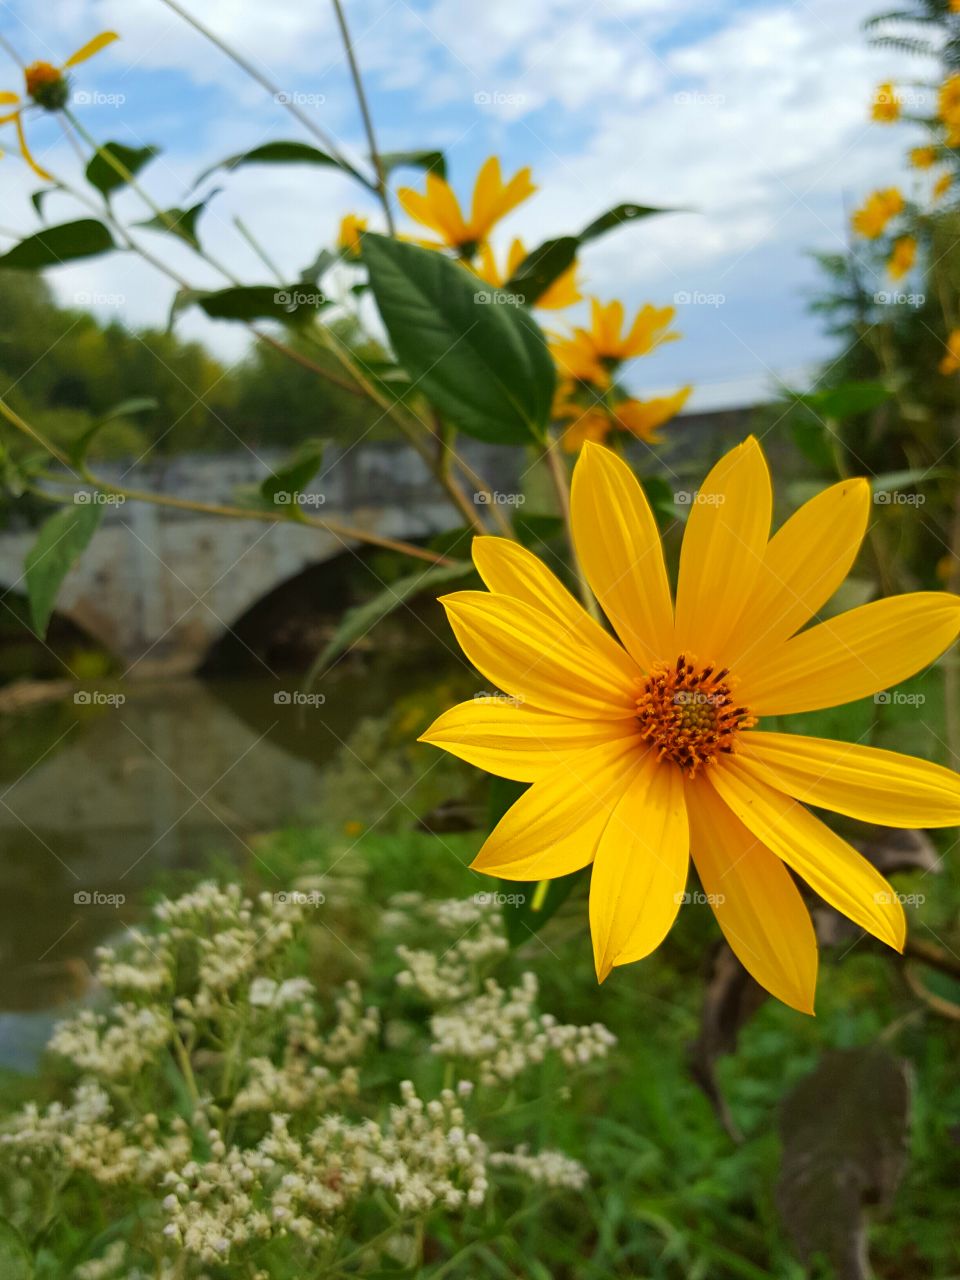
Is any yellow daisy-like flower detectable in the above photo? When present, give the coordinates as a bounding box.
[396,156,536,259]
[850,187,904,239]
[938,74,960,144]
[0,32,118,180]
[420,439,960,1013]
[557,386,692,452]
[338,213,368,257]
[551,299,680,387]
[910,146,938,169]
[473,239,582,310]
[871,82,901,123]
[933,171,953,202]
[887,234,917,280]
[939,328,960,374]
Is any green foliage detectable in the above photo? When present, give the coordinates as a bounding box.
[23,501,104,637]
[0,220,115,270]
[363,234,556,444]
[84,142,159,197]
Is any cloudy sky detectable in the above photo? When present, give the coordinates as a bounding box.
[0,0,935,409]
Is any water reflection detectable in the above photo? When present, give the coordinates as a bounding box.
[0,672,398,1015]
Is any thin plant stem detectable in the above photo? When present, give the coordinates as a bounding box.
[330,0,396,235]
[156,0,374,191]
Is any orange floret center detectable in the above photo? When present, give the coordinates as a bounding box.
[636,654,755,776]
[25,62,62,96]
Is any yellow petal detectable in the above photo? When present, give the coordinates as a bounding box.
[14,113,51,181]
[589,753,689,980]
[686,777,817,1014]
[63,31,119,68]
[420,697,638,782]
[441,590,638,720]
[708,757,906,951]
[471,535,638,682]
[723,478,871,668]
[397,178,466,244]
[739,592,960,715]
[674,437,772,664]
[739,732,960,827]
[570,442,674,669]
[472,735,645,880]
[470,157,536,241]
[0,91,20,104]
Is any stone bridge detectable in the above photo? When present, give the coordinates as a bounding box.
[0,441,522,672]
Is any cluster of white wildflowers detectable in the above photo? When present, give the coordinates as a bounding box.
[430,971,616,1086]
[391,893,509,1001]
[0,879,611,1277]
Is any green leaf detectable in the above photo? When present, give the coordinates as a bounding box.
[30,188,53,221]
[85,142,159,196]
[0,1220,32,1280]
[24,501,104,638]
[640,474,679,525]
[378,149,446,180]
[260,439,325,506]
[504,236,578,306]
[872,467,948,492]
[789,416,835,472]
[790,381,891,422]
[304,560,474,685]
[190,285,328,324]
[579,201,675,243]
[194,141,338,187]
[503,868,588,947]
[0,219,115,270]
[136,196,216,249]
[69,397,158,467]
[363,234,555,445]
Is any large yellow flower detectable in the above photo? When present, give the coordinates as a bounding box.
[473,239,581,310]
[396,157,536,258]
[0,32,118,180]
[420,440,960,1013]
[551,299,680,387]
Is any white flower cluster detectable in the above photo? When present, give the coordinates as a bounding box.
[393,895,508,1001]
[0,880,611,1276]
[489,1144,589,1190]
[430,972,617,1086]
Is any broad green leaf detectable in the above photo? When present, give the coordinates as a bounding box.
[378,149,446,180]
[0,219,114,270]
[69,398,158,467]
[789,416,835,472]
[85,142,159,196]
[30,189,53,221]
[0,1220,32,1280]
[24,501,104,638]
[872,467,949,491]
[136,196,216,249]
[260,439,325,506]
[190,284,328,324]
[300,247,337,283]
[363,234,555,444]
[304,560,474,685]
[504,236,578,306]
[194,141,338,187]
[579,201,675,243]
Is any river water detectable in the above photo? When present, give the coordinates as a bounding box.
[0,667,446,1063]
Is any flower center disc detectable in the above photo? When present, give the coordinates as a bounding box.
[635,655,755,776]
[25,62,69,110]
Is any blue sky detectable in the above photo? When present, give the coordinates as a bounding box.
[0,0,934,409]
